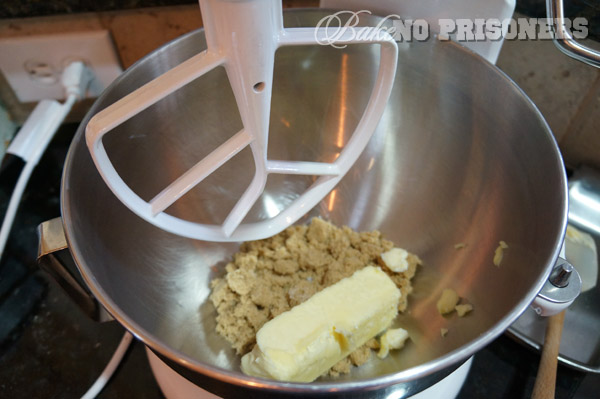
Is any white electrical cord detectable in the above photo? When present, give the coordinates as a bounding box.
[0,61,91,258]
[0,62,133,398]
[81,331,134,399]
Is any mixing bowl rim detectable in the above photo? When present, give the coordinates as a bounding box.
[60,9,568,393]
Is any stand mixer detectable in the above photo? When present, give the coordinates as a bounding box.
[33,1,586,398]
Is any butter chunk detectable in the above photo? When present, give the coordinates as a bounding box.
[437,288,460,315]
[455,303,473,317]
[493,241,509,267]
[377,328,410,359]
[381,248,410,272]
[241,266,401,382]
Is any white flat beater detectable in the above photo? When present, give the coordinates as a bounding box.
[85,0,397,242]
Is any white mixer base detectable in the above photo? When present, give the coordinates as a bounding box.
[146,347,472,399]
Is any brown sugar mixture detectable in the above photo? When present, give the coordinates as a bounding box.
[209,218,421,376]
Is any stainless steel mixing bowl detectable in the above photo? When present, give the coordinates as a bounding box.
[58,9,567,398]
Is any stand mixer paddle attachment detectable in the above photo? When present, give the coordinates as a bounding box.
[85,0,397,242]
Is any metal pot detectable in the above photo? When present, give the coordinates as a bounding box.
[41,9,570,398]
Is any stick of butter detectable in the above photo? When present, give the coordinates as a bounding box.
[241,266,401,382]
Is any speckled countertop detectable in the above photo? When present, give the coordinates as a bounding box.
[0,0,318,19]
[0,0,191,18]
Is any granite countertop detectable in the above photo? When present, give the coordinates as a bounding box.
[0,123,599,398]
[0,0,195,19]
[0,0,319,19]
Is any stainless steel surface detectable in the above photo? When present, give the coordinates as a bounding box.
[569,167,600,236]
[546,0,600,68]
[509,167,600,373]
[59,9,567,397]
[536,257,581,303]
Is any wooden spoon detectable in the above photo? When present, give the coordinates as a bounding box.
[531,310,566,399]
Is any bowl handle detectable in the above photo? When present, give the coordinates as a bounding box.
[37,218,112,322]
